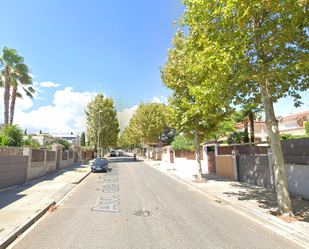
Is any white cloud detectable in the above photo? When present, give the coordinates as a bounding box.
[10,87,95,134]
[29,73,38,78]
[117,105,138,134]
[152,97,161,103]
[40,81,61,88]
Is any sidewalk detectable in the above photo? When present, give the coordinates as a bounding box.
[0,160,92,249]
[144,158,309,247]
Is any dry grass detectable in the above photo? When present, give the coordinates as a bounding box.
[48,205,58,212]
[192,179,208,183]
[268,209,309,223]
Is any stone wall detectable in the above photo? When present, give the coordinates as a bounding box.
[0,147,22,156]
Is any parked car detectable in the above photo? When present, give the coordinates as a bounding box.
[91,158,108,172]
[110,150,116,157]
[118,151,123,156]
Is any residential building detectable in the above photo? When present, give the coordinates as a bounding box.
[52,134,81,146]
[277,110,309,136]
[235,110,309,141]
[236,121,269,142]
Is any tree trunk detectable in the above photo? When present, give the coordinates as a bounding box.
[10,85,17,125]
[249,111,255,143]
[243,120,249,143]
[259,78,294,216]
[195,117,203,180]
[147,142,150,160]
[4,65,10,126]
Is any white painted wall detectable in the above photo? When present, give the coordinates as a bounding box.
[285,164,309,200]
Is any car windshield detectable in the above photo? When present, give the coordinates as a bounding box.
[111,151,115,153]
[94,158,107,163]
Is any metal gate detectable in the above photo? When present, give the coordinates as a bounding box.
[207,151,216,173]
[237,155,272,188]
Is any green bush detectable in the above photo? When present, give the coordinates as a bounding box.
[52,139,71,151]
[171,136,195,151]
[305,122,309,135]
[279,133,307,140]
[0,133,10,146]
[2,124,23,147]
[227,131,244,144]
[22,135,40,149]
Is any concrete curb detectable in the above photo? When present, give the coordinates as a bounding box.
[70,171,92,184]
[0,201,56,249]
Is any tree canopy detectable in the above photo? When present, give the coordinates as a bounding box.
[85,94,120,150]
[175,0,309,215]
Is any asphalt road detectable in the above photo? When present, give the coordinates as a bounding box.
[12,155,302,249]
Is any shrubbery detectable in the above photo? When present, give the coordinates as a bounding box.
[171,136,195,151]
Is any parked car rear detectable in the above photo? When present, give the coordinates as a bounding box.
[110,150,116,157]
[91,158,108,172]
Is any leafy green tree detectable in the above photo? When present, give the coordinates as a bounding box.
[160,30,233,180]
[128,101,166,159]
[180,0,309,215]
[81,132,86,146]
[117,127,132,149]
[85,94,120,150]
[0,46,34,125]
[160,124,177,146]
[171,136,195,151]
[207,118,237,141]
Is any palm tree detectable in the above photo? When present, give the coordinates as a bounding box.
[9,62,35,124]
[240,103,263,143]
[0,46,34,125]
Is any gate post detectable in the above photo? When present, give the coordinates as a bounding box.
[232,150,239,181]
[23,145,33,182]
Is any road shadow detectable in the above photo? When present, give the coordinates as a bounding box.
[107,156,144,163]
[221,181,309,221]
[0,160,91,210]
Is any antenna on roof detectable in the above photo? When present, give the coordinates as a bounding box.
[290,108,294,114]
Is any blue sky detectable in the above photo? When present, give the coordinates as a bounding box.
[0,0,308,135]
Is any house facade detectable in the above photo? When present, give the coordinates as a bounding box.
[236,121,269,142]
[52,134,81,146]
[277,110,309,136]
[235,109,309,140]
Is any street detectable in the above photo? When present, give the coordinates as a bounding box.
[12,154,302,249]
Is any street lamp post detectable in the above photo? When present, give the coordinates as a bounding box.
[97,110,103,158]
